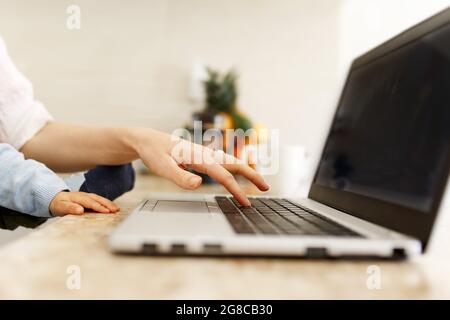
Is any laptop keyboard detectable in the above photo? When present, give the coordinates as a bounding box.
[215,196,361,237]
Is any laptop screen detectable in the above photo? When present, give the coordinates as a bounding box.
[309,10,450,248]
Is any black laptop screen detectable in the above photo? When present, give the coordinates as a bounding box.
[314,23,450,213]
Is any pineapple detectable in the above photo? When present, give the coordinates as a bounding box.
[203,68,252,132]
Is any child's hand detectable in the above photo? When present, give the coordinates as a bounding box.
[49,191,119,216]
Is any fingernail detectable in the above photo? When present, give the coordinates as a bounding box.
[188,176,201,188]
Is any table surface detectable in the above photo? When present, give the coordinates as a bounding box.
[0,175,449,299]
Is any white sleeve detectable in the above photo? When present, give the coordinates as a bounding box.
[0,37,53,150]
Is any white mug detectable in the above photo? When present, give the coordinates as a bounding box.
[264,145,310,197]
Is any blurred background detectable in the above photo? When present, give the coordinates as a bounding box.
[1,0,448,165]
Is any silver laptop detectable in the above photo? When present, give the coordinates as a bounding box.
[109,8,450,259]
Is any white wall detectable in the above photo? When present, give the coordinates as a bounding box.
[0,0,342,160]
[339,0,450,74]
[0,0,448,172]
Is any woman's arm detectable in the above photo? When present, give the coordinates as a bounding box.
[21,122,270,206]
[20,122,139,172]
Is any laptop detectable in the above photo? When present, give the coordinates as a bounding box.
[109,8,450,259]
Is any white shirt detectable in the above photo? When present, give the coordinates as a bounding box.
[0,37,69,217]
[0,37,53,149]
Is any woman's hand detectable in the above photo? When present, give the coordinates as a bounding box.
[131,128,270,206]
[21,123,269,206]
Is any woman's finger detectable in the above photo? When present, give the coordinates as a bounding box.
[223,163,270,191]
[191,161,251,206]
[162,156,203,190]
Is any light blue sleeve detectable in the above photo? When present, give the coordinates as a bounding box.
[0,143,69,217]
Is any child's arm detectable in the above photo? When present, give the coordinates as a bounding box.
[0,143,118,217]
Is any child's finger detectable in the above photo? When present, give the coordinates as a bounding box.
[87,193,119,212]
[53,201,84,216]
[71,193,111,213]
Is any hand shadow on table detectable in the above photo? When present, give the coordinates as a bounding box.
[0,206,48,231]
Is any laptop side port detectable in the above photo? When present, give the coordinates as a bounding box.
[203,244,223,254]
[142,243,158,254]
[306,247,328,259]
[171,243,187,254]
[392,248,407,260]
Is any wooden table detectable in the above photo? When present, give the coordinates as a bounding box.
[0,175,449,299]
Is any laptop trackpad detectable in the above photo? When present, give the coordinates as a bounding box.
[152,200,209,213]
